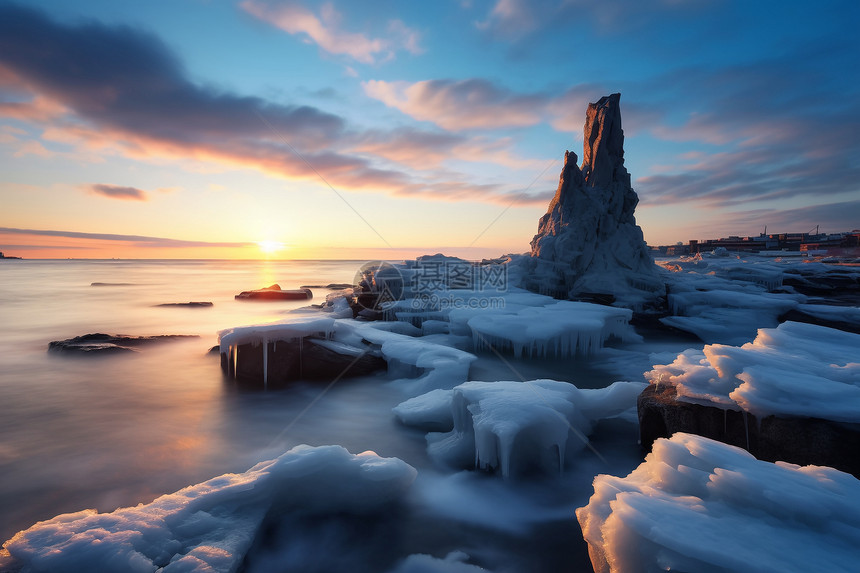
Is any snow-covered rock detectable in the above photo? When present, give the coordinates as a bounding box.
[576,433,860,573]
[0,445,417,573]
[526,93,664,308]
[382,285,638,359]
[397,379,646,478]
[645,321,860,421]
[638,321,860,476]
[218,316,387,387]
[467,300,634,358]
[658,258,807,344]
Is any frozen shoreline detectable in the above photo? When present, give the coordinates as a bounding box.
[2,256,860,572]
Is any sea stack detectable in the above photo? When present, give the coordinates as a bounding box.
[527,93,664,308]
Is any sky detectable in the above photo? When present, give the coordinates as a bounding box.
[0,0,858,260]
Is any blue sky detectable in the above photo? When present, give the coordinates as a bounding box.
[1,0,858,258]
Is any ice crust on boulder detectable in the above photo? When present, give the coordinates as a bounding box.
[0,445,416,573]
[646,321,860,421]
[576,433,860,573]
[218,316,336,351]
[382,284,638,359]
[217,314,477,395]
[525,93,664,308]
[350,323,477,395]
[467,301,633,358]
[397,379,646,478]
[658,257,810,344]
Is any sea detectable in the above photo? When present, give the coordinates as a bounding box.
[0,258,658,571]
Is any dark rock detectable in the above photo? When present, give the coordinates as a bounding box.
[778,308,860,335]
[156,302,214,308]
[91,282,135,286]
[208,345,221,355]
[49,333,199,355]
[300,283,355,289]
[235,285,313,300]
[638,384,860,478]
[221,337,386,387]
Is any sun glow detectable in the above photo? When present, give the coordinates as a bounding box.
[257,240,285,255]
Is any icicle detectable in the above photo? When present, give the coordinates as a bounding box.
[557,441,565,475]
[262,337,268,390]
[232,345,238,378]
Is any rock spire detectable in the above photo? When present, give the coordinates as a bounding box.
[527,93,663,307]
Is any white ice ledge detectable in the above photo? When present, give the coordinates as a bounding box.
[395,379,646,478]
[577,433,860,573]
[0,445,416,573]
[646,321,860,422]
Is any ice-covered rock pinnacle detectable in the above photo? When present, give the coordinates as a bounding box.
[525,93,664,308]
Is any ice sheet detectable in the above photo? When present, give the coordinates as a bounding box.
[398,380,646,478]
[576,433,860,573]
[0,446,416,573]
[646,321,860,421]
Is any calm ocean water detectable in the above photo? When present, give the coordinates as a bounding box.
[0,258,650,571]
[0,259,412,542]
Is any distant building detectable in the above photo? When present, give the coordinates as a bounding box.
[657,229,859,257]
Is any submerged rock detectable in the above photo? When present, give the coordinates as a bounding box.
[155,301,214,308]
[300,283,355,289]
[235,284,313,300]
[526,93,664,308]
[49,333,199,355]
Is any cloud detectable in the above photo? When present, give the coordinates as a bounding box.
[0,4,539,207]
[635,50,860,211]
[351,127,547,171]
[476,0,550,39]
[362,78,649,137]
[0,227,254,248]
[717,200,860,235]
[87,183,148,201]
[241,0,421,64]
[0,4,345,150]
[363,78,548,131]
[475,0,720,41]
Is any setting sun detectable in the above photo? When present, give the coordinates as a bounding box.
[257,240,284,255]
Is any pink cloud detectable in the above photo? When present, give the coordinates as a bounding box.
[363,79,546,130]
[241,1,421,64]
[87,183,148,201]
[0,4,557,209]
